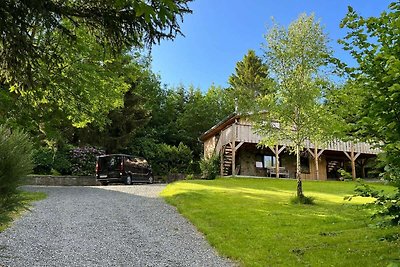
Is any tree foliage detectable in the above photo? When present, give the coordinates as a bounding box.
[339,2,400,225]
[0,0,192,90]
[255,14,335,197]
[339,2,400,185]
[228,50,272,111]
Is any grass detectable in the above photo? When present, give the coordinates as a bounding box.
[0,190,47,232]
[161,178,400,267]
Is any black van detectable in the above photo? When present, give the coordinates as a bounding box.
[95,154,153,185]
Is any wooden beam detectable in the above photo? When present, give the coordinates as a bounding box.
[268,146,275,153]
[278,145,286,154]
[275,145,280,178]
[351,144,356,180]
[307,148,315,158]
[232,141,236,177]
[220,146,224,177]
[235,141,244,151]
[343,151,351,161]
[317,149,324,157]
[354,152,361,160]
[314,146,319,180]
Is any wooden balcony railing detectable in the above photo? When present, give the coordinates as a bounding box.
[215,123,381,155]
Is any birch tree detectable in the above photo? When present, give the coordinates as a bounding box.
[254,14,334,199]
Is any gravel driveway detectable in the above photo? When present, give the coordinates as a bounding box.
[0,185,234,267]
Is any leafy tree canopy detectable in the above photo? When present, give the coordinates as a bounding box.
[255,13,336,197]
[339,2,400,186]
[0,0,192,90]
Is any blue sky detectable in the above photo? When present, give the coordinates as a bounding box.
[151,0,392,91]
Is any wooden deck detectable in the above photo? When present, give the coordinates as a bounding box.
[216,123,381,155]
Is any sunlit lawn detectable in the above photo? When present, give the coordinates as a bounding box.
[161,178,400,266]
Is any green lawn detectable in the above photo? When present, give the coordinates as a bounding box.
[161,178,400,267]
[0,190,47,232]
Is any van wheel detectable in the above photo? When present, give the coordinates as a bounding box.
[148,175,154,184]
[125,175,132,185]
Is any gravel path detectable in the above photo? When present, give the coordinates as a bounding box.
[0,185,234,267]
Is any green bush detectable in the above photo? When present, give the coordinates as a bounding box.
[32,147,53,174]
[153,143,193,175]
[69,147,105,176]
[33,147,72,175]
[200,154,220,180]
[338,168,353,181]
[0,125,33,225]
[52,148,72,175]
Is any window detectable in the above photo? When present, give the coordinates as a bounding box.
[263,155,275,168]
[300,156,310,173]
[256,154,277,168]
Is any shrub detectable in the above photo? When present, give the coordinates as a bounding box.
[186,174,195,180]
[33,147,73,175]
[200,154,220,180]
[52,148,72,175]
[0,125,33,225]
[338,168,353,181]
[69,146,105,176]
[32,147,53,174]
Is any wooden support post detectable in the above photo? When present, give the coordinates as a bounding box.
[232,141,236,176]
[307,146,324,180]
[231,124,236,177]
[351,145,356,180]
[220,146,224,177]
[314,146,319,180]
[268,145,286,178]
[275,145,280,178]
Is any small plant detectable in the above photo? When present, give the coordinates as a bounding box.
[338,168,353,181]
[200,154,220,180]
[186,174,195,180]
[290,195,315,205]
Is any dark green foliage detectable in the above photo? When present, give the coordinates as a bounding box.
[290,195,315,205]
[154,143,193,175]
[338,169,353,181]
[228,49,272,112]
[69,147,105,176]
[0,0,192,90]
[200,154,220,180]
[0,125,33,225]
[33,147,72,175]
[52,149,72,175]
[32,147,54,175]
[346,181,400,226]
[33,146,104,176]
[126,85,233,175]
[339,2,400,226]
[128,140,193,175]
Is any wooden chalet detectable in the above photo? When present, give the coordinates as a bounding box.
[200,113,381,180]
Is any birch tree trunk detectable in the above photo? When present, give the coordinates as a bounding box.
[296,144,303,198]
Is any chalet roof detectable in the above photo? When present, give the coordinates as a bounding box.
[199,112,239,141]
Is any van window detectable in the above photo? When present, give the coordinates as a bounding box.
[99,155,123,171]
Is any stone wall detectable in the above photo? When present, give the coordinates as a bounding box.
[26,175,97,186]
